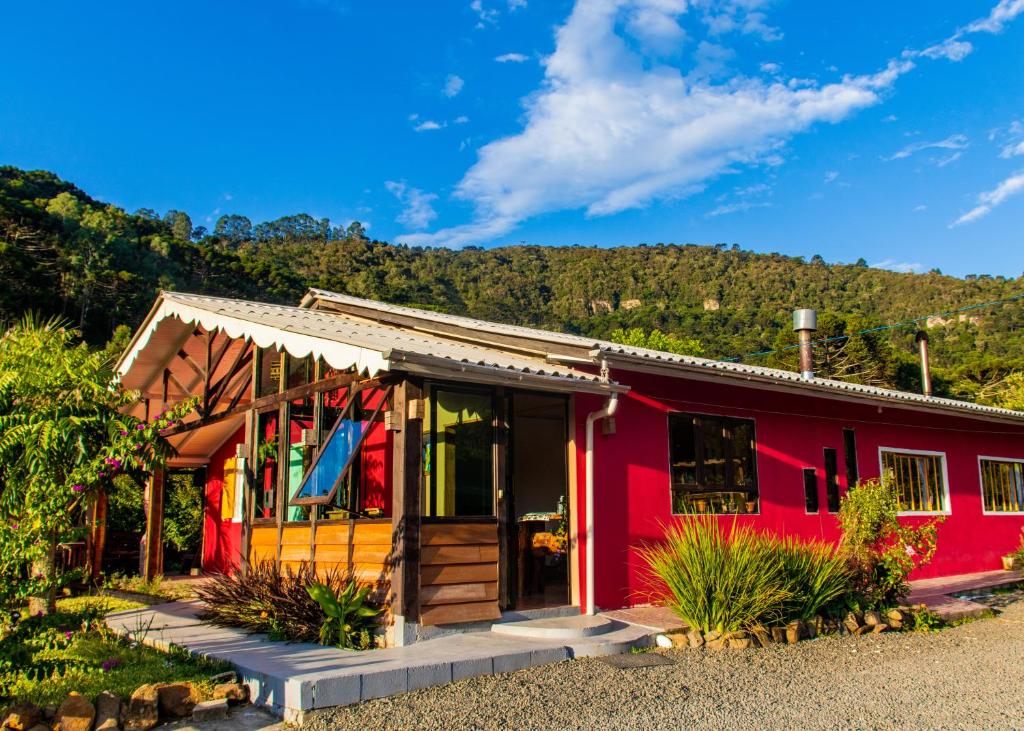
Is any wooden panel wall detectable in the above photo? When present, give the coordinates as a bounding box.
[419,522,501,626]
[247,520,393,603]
[250,524,276,564]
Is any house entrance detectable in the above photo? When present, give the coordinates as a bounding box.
[508,392,570,610]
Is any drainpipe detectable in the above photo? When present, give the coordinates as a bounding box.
[915,330,933,397]
[585,385,618,616]
[793,309,817,380]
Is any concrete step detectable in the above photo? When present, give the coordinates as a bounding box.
[491,614,617,640]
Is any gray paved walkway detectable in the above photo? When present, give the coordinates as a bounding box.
[105,602,652,724]
[907,568,1023,620]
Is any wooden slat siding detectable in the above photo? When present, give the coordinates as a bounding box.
[418,522,501,625]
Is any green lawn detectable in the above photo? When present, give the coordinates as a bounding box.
[1,596,230,707]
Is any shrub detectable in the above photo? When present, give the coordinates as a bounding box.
[195,560,380,647]
[778,536,850,621]
[837,478,941,610]
[639,518,851,632]
[638,518,791,633]
[306,581,382,649]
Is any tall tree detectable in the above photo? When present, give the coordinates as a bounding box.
[164,209,193,242]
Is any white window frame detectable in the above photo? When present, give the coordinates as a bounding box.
[977,455,1024,516]
[877,447,951,516]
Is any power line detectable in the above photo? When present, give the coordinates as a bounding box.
[724,291,1024,363]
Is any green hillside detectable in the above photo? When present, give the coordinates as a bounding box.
[2,165,1022,402]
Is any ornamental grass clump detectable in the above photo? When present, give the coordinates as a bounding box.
[639,517,852,633]
[638,517,791,633]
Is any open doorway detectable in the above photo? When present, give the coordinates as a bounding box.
[509,392,570,610]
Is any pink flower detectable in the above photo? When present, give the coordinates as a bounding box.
[64,630,73,640]
[135,423,146,431]
[119,430,129,437]
[71,484,84,492]
[905,544,916,557]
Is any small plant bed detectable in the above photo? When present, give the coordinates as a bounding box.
[94,573,198,604]
[196,560,383,649]
[641,478,945,651]
[0,595,248,730]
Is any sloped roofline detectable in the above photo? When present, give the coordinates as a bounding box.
[302,288,1024,425]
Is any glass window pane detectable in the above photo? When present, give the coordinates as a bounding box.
[668,415,698,486]
[256,348,282,398]
[729,420,755,488]
[428,389,494,517]
[980,459,1024,513]
[254,412,279,519]
[883,451,946,513]
[701,418,726,487]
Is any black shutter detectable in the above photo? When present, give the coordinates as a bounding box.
[824,448,840,513]
[803,468,819,513]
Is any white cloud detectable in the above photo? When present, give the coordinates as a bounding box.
[734,182,771,197]
[495,52,529,63]
[950,172,1024,226]
[699,0,782,41]
[385,181,439,230]
[414,120,445,132]
[443,74,465,98]
[936,151,962,167]
[997,121,1024,157]
[706,200,770,217]
[398,0,918,247]
[918,38,974,61]
[884,134,968,161]
[913,204,927,212]
[872,259,923,273]
[454,115,470,124]
[759,62,780,74]
[909,0,1024,63]
[824,170,839,183]
[508,0,527,8]
[1003,140,1024,158]
[882,114,898,123]
[471,0,499,27]
[965,0,1024,33]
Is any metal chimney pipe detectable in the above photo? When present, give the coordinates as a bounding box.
[915,330,933,397]
[793,309,817,380]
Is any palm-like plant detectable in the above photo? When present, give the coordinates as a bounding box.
[306,580,381,649]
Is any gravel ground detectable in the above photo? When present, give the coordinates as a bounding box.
[306,600,1024,731]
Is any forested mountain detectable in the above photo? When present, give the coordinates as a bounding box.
[2,165,1022,401]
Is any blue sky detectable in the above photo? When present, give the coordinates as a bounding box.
[2,0,1023,277]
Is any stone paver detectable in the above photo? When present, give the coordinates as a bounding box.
[908,569,1023,621]
[106,602,653,724]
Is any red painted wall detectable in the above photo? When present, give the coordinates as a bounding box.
[575,370,1024,611]
[202,426,246,574]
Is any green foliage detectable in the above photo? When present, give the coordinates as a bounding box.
[0,595,226,706]
[640,518,850,632]
[984,371,1024,411]
[306,580,381,650]
[906,605,943,632]
[163,473,203,555]
[105,475,145,533]
[609,327,704,356]
[837,478,942,610]
[0,315,196,611]
[4,165,1024,399]
[196,560,381,648]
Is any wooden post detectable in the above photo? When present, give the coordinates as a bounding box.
[494,387,512,610]
[87,488,108,581]
[142,468,166,581]
[390,378,423,624]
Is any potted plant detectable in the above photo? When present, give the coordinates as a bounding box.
[745,499,758,513]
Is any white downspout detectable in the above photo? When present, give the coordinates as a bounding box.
[585,390,618,615]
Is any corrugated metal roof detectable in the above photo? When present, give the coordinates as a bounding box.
[119,292,615,393]
[304,288,1024,424]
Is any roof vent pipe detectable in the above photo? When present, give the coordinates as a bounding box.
[793,309,817,380]
[915,330,933,398]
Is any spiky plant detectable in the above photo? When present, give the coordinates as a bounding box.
[777,535,850,621]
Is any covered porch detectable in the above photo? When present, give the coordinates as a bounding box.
[113,291,621,643]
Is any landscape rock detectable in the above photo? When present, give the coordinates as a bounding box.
[752,628,772,647]
[725,630,749,640]
[192,698,229,723]
[704,630,722,642]
[208,671,238,685]
[95,691,122,731]
[730,638,754,649]
[655,634,674,649]
[157,682,198,719]
[863,610,882,626]
[853,624,874,636]
[843,613,862,634]
[686,630,705,649]
[43,705,57,722]
[123,684,159,731]
[786,621,804,644]
[26,725,49,731]
[705,638,727,650]
[886,609,906,629]
[54,693,95,731]
[872,623,890,634]
[3,702,42,730]
[811,616,825,636]
[770,626,786,643]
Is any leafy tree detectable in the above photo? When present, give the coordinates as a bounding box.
[0,316,195,613]
[212,214,253,246]
[164,210,193,242]
[163,472,203,556]
[981,371,1024,411]
[609,327,704,356]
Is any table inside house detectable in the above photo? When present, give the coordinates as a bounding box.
[518,512,565,598]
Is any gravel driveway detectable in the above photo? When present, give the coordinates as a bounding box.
[306,599,1024,730]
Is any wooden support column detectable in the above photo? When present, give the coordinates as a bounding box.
[142,468,166,581]
[240,408,256,576]
[494,387,511,610]
[87,488,108,581]
[390,378,423,623]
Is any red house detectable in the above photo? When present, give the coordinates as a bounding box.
[115,289,1024,644]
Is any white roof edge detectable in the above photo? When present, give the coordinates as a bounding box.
[116,292,391,380]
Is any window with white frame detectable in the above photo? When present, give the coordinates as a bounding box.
[979,458,1024,513]
[880,449,948,513]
